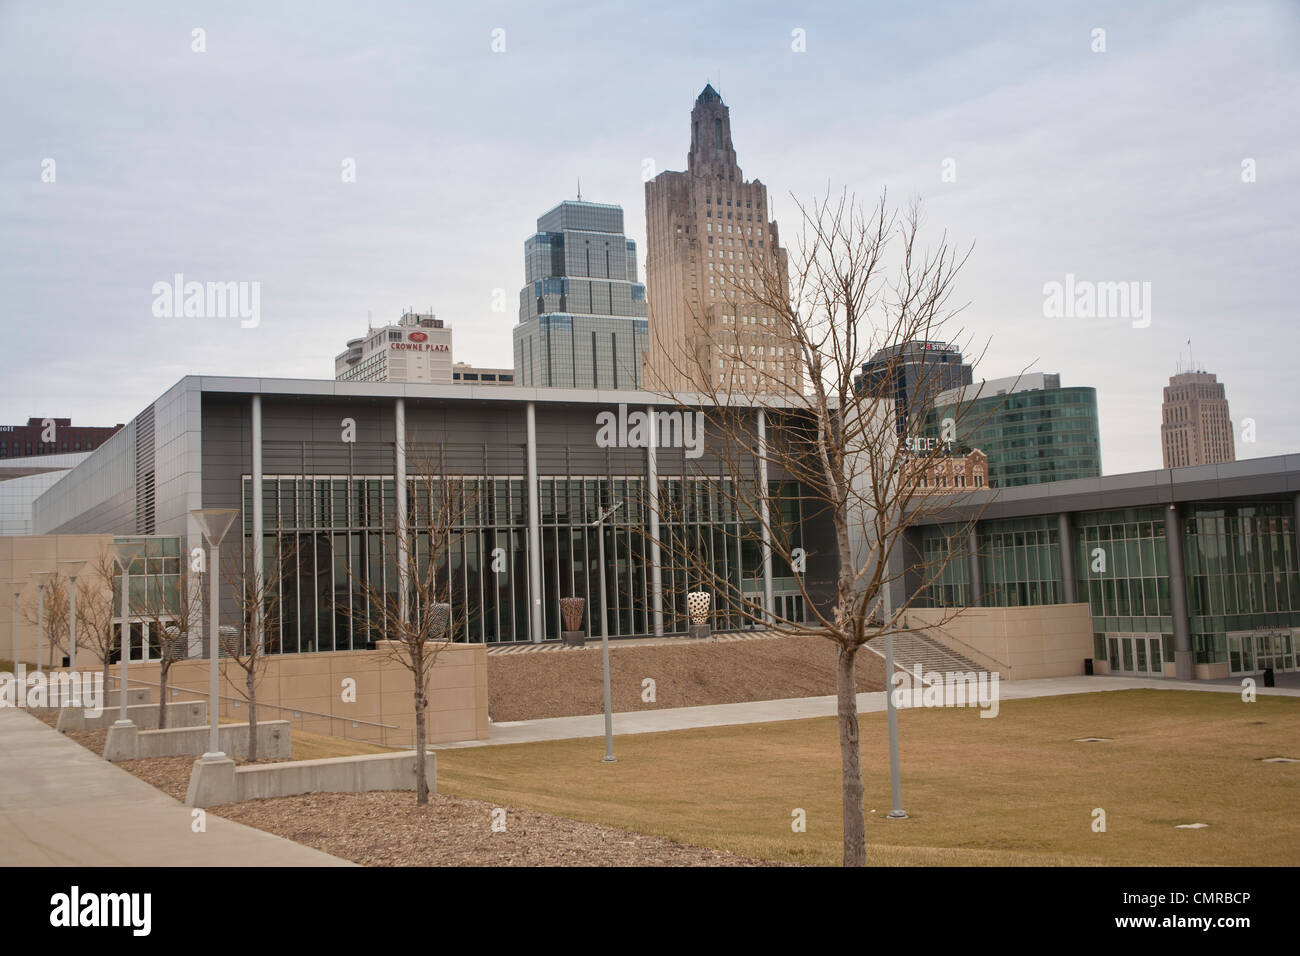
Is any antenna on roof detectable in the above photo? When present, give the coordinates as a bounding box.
[367,310,372,331]
[577,177,582,202]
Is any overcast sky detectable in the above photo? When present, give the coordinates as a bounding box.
[1,0,1296,474]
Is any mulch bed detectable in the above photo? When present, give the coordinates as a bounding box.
[27,709,778,866]
[216,791,780,866]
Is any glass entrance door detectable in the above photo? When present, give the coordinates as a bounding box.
[1109,633,1164,676]
[1230,632,1297,675]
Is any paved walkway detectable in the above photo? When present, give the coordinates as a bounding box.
[435,674,1300,750]
[0,707,351,866]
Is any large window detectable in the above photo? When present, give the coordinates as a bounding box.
[241,473,803,650]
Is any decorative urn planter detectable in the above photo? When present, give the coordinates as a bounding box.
[560,597,586,647]
[429,602,452,640]
[686,590,711,639]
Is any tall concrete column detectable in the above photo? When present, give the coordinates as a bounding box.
[525,402,544,643]
[394,398,408,626]
[251,395,264,652]
[1164,503,1193,680]
[647,405,663,637]
[967,525,983,607]
[757,409,773,621]
[1057,511,1077,604]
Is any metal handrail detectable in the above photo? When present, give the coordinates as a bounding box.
[900,625,1011,673]
[110,675,403,747]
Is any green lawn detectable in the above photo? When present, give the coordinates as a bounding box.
[435,689,1300,866]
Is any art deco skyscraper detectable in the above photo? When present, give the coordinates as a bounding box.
[512,200,648,389]
[1161,369,1235,468]
[643,85,801,394]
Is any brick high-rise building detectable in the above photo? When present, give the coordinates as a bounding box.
[1161,370,1235,468]
[643,85,801,394]
[0,418,123,459]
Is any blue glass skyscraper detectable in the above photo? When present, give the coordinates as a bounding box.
[512,200,649,388]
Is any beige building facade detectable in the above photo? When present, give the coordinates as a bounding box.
[907,604,1095,681]
[1,533,489,745]
[1161,369,1235,468]
[643,85,801,394]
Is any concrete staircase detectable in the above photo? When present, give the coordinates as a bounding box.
[865,630,986,678]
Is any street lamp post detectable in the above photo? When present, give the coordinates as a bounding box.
[191,509,238,761]
[59,560,88,706]
[31,571,52,675]
[592,500,623,763]
[881,571,908,820]
[112,541,146,725]
[8,581,25,676]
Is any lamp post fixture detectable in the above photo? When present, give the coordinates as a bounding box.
[31,571,53,675]
[111,541,146,726]
[191,508,238,761]
[591,500,623,763]
[59,559,88,707]
[881,575,908,820]
[8,581,25,677]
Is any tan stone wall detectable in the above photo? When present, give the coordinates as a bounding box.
[907,603,1095,680]
[0,534,114,666]
[1194,661,1230,680]
[126,643,488,747]
[4,535,489,746]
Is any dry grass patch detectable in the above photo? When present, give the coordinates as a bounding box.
[435,689,1300,866]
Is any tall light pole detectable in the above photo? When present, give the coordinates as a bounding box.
[111,541,146,726]
[31,571,52,674]
[592,500,623,763]
[192,508,237,761]
[59,560,88,672]
[59,559,88,707]
[881,560,907,820]
[8,581,25,673]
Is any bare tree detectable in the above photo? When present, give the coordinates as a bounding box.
[336,447,478,805]
[217,539,293,761]
[76,548,123,692]
[23,572,70,670]
[641,189,1005,866]
[132,559,202,730]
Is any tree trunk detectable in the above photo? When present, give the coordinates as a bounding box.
[837,643,867,867]
[158,660,170,729]
[415,689,428,805]
[246,665,258,761]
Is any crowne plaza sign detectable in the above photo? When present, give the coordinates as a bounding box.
[390,342,449,352]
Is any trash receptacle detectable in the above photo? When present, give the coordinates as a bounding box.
[1264,667,1275,688]
[1084,658,1094,676]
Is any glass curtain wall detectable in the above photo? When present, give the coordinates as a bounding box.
[241,473,803,651]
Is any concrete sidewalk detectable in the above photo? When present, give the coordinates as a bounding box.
[0,707,351,866]
[435,674,1300,750]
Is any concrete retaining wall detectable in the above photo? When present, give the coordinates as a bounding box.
[128,644,489,745]
[59,699,205,732]
[186,750,436,808]
[105,719,290,762]
[907,604,1095,680]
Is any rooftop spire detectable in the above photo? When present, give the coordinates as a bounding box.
[696,83,722,106]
